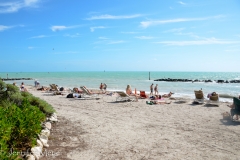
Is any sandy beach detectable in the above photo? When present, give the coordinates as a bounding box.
[27,86,240,160]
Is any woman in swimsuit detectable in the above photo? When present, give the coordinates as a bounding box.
[20,82,28,92]
[126,85,138,101]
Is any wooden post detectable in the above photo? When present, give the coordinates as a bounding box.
[149,72,150,80]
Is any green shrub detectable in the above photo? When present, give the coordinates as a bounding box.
[0,99,45,156]
[0,80,54,159]
[21,93,55,115]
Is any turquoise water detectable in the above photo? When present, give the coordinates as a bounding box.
[1,71,240,101]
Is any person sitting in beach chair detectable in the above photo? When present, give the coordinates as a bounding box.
[206,92,219,106]
[228,96,240,120]
[126,85,138,101]
[162,92,174,98]
[207,92,217,98]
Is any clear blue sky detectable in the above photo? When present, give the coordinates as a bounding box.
[1,0,240,72]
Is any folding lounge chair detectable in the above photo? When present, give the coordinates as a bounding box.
[50,84,67,95]
[206,94,220,106]
[230,97,240,120]
[44,84,58,95]
[194,90,205,104]
[116,91,137,102]
[79,86,99,99]
[140,91,147,99]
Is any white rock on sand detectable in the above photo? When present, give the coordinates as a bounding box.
[28,86,240,160]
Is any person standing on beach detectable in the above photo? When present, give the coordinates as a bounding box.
[150,83,154,96]
[103,83,107,93]
[99,83,103,92]
[154,84,158,95]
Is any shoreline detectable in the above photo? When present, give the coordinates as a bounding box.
[26,85,240,159]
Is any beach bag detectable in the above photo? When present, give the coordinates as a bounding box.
[222,112,231,120]
[60,87,64,91]
[66,93,74,98]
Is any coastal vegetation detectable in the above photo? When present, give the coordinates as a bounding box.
[0,79,55,159]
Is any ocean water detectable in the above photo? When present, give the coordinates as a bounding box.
[1,71,240,102]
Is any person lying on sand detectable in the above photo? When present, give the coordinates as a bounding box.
[146,100,172,105]
[162,92,174,98]
[37,86,48,91]
[150,95,163,100]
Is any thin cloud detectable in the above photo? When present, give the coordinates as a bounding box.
[121,31,140,34]
[29,35,49,39]
[140,15,225,28]
[135,36,154,40]
[50,25,81,32]
[108,40,125,44]
[98,37,109,40]
[28,46,34,49]
[178,1,186,5]
[155,38,240,46]
[64,33,80,38]
[86,14,142,20]
[90,26,106,32]
[164,28,185,33]
[0,25,12,31]
[0,0,40,13]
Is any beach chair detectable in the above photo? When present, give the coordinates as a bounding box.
[79,86,98,99]
[116,91,137,102]
[230,97,240,120]
[194,90,205,104]
[206,94,219,106]
[44,84,58,95]
[140,91,147,99]
[50,84,67,95]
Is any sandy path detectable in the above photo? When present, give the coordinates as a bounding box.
[29,88,240,160]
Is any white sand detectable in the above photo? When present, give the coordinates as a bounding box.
[27,86,240,160]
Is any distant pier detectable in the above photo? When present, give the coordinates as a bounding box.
[154,78,240,83]
[1,78,33,81]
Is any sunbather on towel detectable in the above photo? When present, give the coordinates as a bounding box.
[162,92,174,98]
[126,84,138,102]
[37,86,48,91]
[146,100,172,105]
[150,95,163,100]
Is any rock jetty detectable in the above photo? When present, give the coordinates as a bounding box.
[154,78,240,83]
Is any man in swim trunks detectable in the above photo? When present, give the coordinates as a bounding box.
[150,83,154,96]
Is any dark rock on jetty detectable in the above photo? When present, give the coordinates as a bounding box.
[1,78,33,81]
[154,78,240,83]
